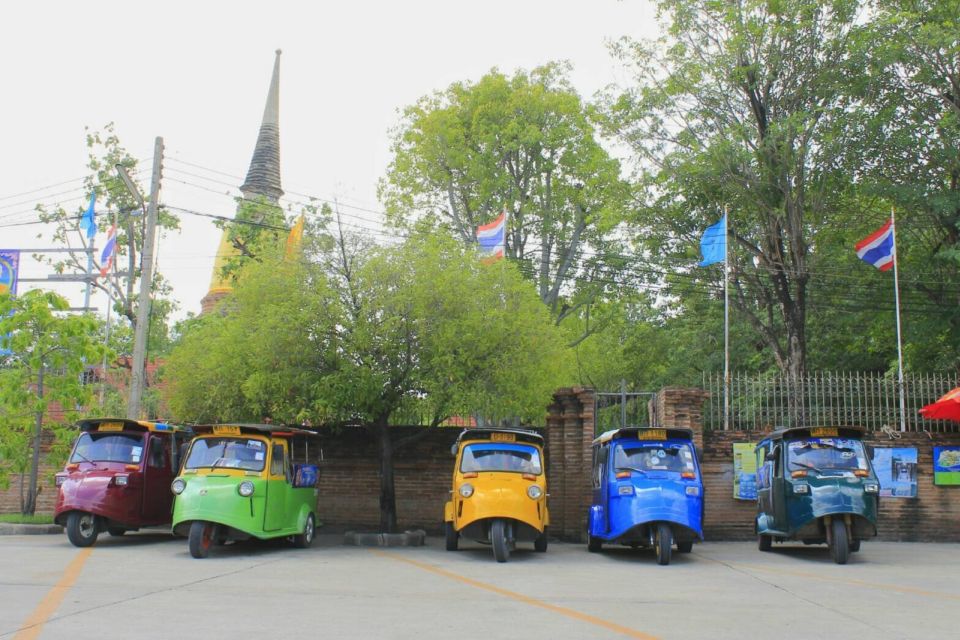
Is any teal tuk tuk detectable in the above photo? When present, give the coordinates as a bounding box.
[755,426,879,564]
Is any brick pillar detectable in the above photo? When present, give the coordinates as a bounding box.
[545,387,595,541]
[653,386,710,454]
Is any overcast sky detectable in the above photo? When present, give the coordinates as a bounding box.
[1,0,659,321]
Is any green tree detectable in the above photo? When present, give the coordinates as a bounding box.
[380,64,631,337]
[166,230,573,532]
[602,0,865,378]
[0,290,109,514]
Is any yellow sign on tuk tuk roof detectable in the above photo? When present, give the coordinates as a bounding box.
[638,429,667,440]
[810,427,839,437]
[98,422,125,432]
[490,432,516,443]
[213,425,242,436]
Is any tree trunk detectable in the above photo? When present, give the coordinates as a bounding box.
[24,366,44,516]
[377,419,397,534]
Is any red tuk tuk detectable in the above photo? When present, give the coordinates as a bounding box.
[54,418,191,547]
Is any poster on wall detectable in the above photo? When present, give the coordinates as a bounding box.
[871,447,917,497]
[933,447,960,486]
[733,442,758,500]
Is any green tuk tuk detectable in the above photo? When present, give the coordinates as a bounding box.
[171,424,319,558]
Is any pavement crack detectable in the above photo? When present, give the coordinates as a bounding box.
[1,557,284,639]
[694,552,889,634]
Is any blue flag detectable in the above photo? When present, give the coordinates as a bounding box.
[699,214,726,266]
[80,192,97,239]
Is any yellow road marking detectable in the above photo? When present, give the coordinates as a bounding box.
[374,550,660,640]
[738,563,960,602]
[13,548,92,640]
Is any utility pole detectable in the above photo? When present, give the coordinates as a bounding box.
[127,136,163,419]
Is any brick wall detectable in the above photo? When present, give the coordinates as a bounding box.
[0,432,59,514]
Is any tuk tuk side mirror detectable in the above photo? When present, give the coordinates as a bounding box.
[450,443,458,456]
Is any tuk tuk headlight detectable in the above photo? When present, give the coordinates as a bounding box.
[238,481,255,497]
[458,483,474,498]
[793,483,810,495]
[171,478,186,495]
[864,482,880,494]
[114,474,129,487]
[685,486,700,496]
[527,485,543,500]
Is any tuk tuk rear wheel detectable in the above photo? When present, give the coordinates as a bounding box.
[66,512,98,547]
[188,521,216,559]
[444,522,458,551]
[677,540,693,553]
[758,534,772,552]
[491,519,510,563]
[294,514,315,548]
[654,523,672,566]
[830,519,849,565]
[534,527,548,552]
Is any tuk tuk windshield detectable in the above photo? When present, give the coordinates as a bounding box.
[614,442,696,474]
[71,432,145,464]
[184,437,267,471]
[787,438,868,473]
[460,443,542,474]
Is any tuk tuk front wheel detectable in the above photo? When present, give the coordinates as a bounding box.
[758,534,772,552]
[66,512,99,547]
[294,514,315,548]
[444,522,458,551]
[188,521,216,559]
[534,527,548,552]
[587,531,602,553]
[491,519,510,563]
[829,519,849,565]
[654,523,672,566]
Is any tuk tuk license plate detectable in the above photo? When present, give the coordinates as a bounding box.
[213,425,242,436]
[810,427,839,437]
[638,429,667,440]
[98,422,125,432]
[491,433,516,442]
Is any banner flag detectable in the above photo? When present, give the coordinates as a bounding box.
[80,192,98,239]
[476,211,506,260]
[699,214,726,266]
[0,250,20,296]
[99,225,118,277]
[855,219,895,271]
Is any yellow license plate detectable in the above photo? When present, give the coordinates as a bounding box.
[638,429,667,440]
[98,422,124,432]
[491,432,516,442]
[213,425,242,436]
[810,427,838,437]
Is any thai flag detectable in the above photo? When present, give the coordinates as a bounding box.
[99,225,118,277]
[476,211,506,259]
[855,219,895,271]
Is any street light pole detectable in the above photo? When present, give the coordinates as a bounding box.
[127,136,163,419]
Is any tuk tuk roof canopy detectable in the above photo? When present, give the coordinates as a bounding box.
[758,426,867,446]
[190,423,319,438]
[454,428,544,448]
[76,418,190,434]
[593,427,694,446]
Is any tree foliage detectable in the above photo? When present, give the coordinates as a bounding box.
[0,290,109,514]
[166,229,572,530]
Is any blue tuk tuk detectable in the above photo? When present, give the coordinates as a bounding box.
[586,427,704,565]
[754,426,879,564]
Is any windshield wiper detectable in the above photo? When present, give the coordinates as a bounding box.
[616,466,648,476]
[72,452,99,468]
[790,460,822,473]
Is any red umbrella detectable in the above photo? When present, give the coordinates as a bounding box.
[919,386,960,421]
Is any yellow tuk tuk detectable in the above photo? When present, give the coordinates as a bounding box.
[443,428,548,562]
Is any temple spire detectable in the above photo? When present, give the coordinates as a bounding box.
[240,49,283,202]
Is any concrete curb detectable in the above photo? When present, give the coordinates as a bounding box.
[0,523,63,535]
[343,529,426,547]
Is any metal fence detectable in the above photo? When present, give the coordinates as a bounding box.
[703,371,960,432]
[594,383,657,435]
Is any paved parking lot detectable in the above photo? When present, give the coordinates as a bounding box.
[1,532,957,640]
